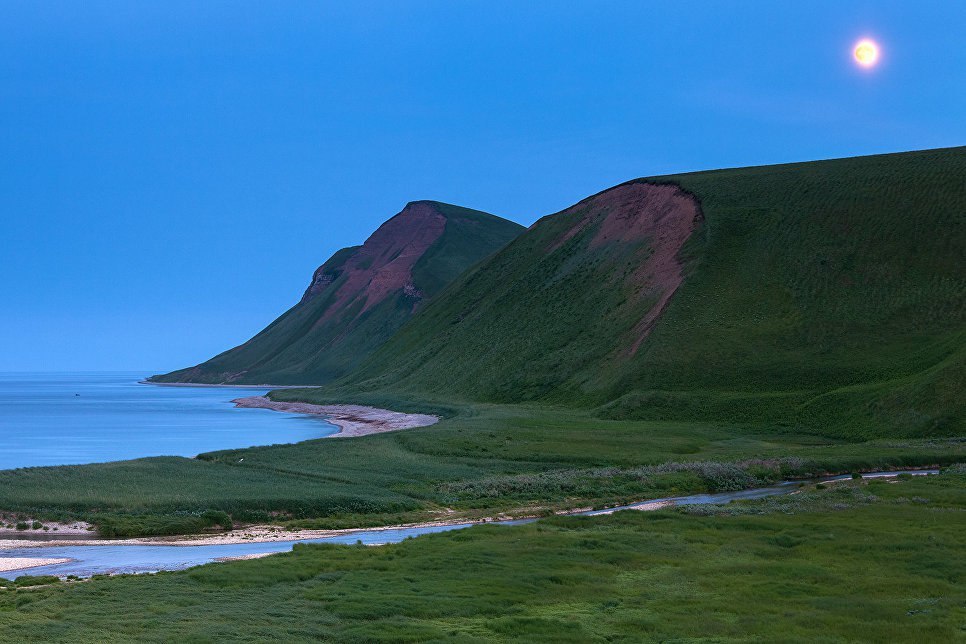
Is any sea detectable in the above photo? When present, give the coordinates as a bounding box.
[0,372,338,470]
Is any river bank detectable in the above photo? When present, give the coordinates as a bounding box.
[0,557,73,573]
[1,469,939,551]
[0,469,942,579]
[230,396,439,437]
[3,470,960,641]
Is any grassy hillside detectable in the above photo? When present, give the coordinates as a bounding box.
[2,471,962,641]
[151,202,523,385]
[333,147,966,438]
[4,148,963,535]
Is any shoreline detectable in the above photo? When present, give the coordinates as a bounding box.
[230,396,439,438]
[139,380,313,389]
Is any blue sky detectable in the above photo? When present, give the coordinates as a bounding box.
[2,1,964,372]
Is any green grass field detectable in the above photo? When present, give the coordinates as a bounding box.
[0,402,961,535]
[2,470,962,642]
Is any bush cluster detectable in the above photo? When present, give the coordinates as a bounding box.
[437,457,814,502]
[96,510,233,538]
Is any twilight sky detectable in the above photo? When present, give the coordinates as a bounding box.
[2,1,964,372]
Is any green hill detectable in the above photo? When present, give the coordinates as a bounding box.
[329,147,966,438]
[4,148,963,537]
[151,201,524,385]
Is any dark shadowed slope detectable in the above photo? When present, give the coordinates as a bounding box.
[327,147,966,438]
[152,201,524,385]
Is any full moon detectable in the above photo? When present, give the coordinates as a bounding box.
[853,39,880,68]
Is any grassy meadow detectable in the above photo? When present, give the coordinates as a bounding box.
[0,401,961,535]
[1,469,962,642]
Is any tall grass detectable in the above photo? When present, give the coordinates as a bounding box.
[1,471,962,641]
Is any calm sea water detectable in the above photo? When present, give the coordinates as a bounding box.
[0,372,338,470]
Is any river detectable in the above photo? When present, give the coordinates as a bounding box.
[0,470,937,578]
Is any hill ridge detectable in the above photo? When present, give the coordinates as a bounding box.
[331,146,965,438]
[151,200,524,385]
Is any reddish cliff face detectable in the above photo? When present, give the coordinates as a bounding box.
[552,182,704,353]
[302,201,447,318]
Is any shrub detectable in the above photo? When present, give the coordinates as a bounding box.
[14,575,60,587]
[942,463,966,475]
[97,510,235,538]
[201,510,233,531]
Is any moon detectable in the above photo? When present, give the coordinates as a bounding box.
[853,39,880,68]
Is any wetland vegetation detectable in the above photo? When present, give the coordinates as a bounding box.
[1,470,962,642]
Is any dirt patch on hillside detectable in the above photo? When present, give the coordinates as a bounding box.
[549,182,703,354]
[608,185,703,354]
[588,183,698,250]
[304,202,447,320]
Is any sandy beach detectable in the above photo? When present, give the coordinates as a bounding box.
[214,552,277,563]
[0,557,73,573]
[231,397,439,437]
[588,499,675,515]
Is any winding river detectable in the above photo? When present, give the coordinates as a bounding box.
[0,470,936,578]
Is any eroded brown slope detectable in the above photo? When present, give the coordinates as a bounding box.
[302,201,447,319]
[550,182,704,353]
